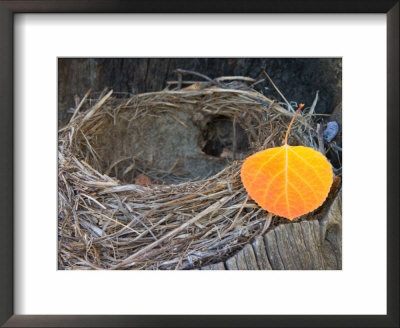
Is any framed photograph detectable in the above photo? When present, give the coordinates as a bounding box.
[1,1,398,327]
[57,57,343,272]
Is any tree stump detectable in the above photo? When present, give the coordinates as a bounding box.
[201,189,342,270]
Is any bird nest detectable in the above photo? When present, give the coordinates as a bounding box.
[58,78,321,270]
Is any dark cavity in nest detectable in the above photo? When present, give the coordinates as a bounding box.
[201,115,249,158]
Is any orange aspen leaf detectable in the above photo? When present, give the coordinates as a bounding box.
[241,104,333,220]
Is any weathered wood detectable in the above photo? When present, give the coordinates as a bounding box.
[201,262,226,270]
[299,221,325,270]
[311,219,322,244]
[224,244,260,270]
[320,190,342,241]
[287,223,309,269]
[242,244,259,270]
[319,191,342,270]
[219,189,342,270]
[225,255,239,270]
[263,229,286,270]
[234,247,250,270]
[289,223,314,270]
[273,225,299,270]
[288,223,313,270]
[251,236,272,270]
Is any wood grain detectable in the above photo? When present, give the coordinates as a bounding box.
[203,189,342,270]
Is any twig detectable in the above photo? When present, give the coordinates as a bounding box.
[175,69,224,88]
[80,89,113,124]
[177,71,182,89]
[80,204,140,236]
[263,70,294,112]
[317,123,326,155]
[260,212,273,236]
[232,113,238,159]
[221,195,248,237]
[167,80,204,85]
[70,89,92,122]
[309,90,319,115]
[250,78,266,88]
[116,197,158,241]
[215,76,255,83]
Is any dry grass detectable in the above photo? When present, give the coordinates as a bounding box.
[58,78,321,270]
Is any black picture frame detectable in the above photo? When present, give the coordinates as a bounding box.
[0,1,398,327]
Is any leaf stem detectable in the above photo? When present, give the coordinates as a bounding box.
[284,103,305,145]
